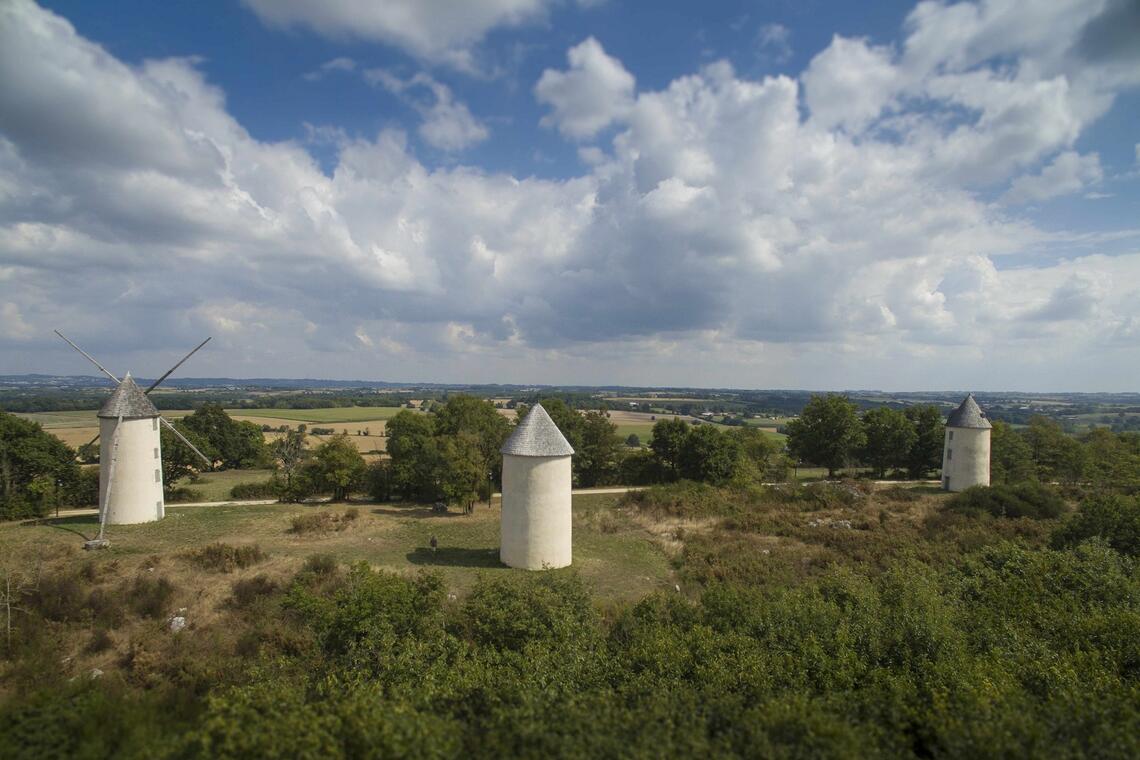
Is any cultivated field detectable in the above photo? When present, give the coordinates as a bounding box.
[224,406,410,423]
[16,407,408,456]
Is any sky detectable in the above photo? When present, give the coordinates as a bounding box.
[1,0,1139,391]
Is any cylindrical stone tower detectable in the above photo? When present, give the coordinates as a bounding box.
[941,393,991,492]
[98,373,166,524]
[499,404,574,570]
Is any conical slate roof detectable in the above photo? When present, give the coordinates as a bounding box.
[97,373,159,419]
[946,394,991,429]
[501,404,574,456]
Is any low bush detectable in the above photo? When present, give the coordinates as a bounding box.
[228,482,278,500]
[300,554,337,577]
[1051,494,1140,556]
[289,509,358,535]
[947,482,1067,520]
[165,487,204,504]
[127,575,175,619]
[879,486,922,503]
[29,570,87,622]
[230,575,279,608]
[184,543,267,573]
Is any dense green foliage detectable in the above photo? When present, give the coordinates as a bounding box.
[179,404,268,470]
[785,395,867,477]
[1052,494,1140,557]
[786,398,946,479]
[947,482,1067,519]
[381,396,510,504]
[644,419,786,487]
[4,534,1139,758]
[0,410,85,519]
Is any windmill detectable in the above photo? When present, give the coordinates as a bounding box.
[54,331,213,549]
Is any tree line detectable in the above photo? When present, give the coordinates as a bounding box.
[782,394,945,479]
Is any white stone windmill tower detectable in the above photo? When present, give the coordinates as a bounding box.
[55,331,212,548]
[499,404,575,570]
[941,393,992,492]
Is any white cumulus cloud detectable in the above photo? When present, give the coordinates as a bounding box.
[535,37,635,140]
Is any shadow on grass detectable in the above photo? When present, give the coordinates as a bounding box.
[406,546,503,568]
[373,506,465,519]
[22,515,98,540]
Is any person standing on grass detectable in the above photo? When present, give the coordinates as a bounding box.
[430,535,437,553]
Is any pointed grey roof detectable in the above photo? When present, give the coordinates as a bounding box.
[946,394,991,429]
[501,404,574,457]
[97,373,159,419]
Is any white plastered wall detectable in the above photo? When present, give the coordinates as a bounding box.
[500,453,572,570]
[941,426,991,492]
[99,416,165,524]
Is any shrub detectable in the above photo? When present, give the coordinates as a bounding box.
[165,487,204,504]
[301,554,337,577]
[30,570,86,622]
[462,572,597,653]
[230,575,280,608]
[880,486,921,503]
[127,576,175,619]
[229,481,278,500]
[184,543,267,573]
[1051,494,1140,556]
[86,628,113,654]
[286,563,444,656]
[290,510,358,535]
[947,483,1066,520]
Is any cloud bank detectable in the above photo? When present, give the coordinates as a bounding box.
[1,0,1139,390]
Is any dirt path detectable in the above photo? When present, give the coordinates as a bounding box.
[47,481,941,520]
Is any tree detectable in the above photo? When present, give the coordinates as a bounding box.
[272,428,310,502]
[785,395,866,478]
[728,427,786,483]
[903,405,944,478]
[160,422,213,492]
[576,411,621,487]
[1081,428,1140,488]
[433,395,511,491]
[679,425,742,484]
[439,433,484,514]
[1024,416,1086,484]
[179,404,266,469]
[625,434,640,447]
[308,435,366,502]
[860,408,917,478]
[0,411,80,519]
[649,418,691,480]
[386,411,443,501]
[990,421,1036,484]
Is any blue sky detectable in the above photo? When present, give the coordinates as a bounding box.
[2,0,1139,390]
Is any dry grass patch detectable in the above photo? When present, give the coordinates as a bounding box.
[289,507,359,535]
[183,542,267,573]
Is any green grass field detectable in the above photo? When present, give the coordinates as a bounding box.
[172,469,277,502]
[3,493,671,601]
[222,406,409,423]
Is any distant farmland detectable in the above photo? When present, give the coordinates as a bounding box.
[224,406,409,423]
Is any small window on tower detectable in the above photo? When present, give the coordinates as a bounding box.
[153,418,158,431]
[154,447,159,459]
[948,431,953,441]
[947,449,952,460]
[154,469,160,483]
